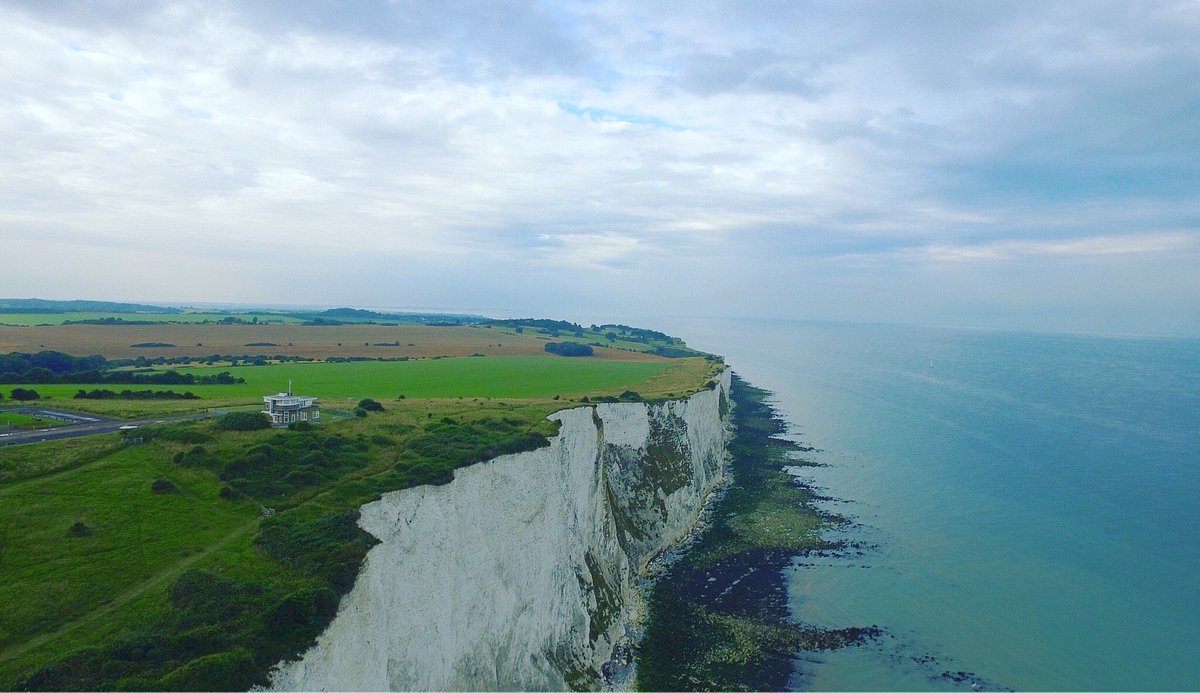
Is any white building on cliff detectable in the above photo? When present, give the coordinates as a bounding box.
[263,381,319,426]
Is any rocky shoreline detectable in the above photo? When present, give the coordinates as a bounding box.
[633,374,880,690]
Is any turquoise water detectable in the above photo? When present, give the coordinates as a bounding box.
[654,318,1200,691]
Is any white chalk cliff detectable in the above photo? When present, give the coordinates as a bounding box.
[269,368,731,691]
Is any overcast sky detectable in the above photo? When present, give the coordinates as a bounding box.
[3,1,1198,335]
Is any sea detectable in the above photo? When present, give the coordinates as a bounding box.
[650,318,1200,691]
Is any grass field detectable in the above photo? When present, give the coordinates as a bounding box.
[0,439,262,685]
[180,356,677,399]
[0,412,68,430]
[2,355,716,408]
[0,443,257,650]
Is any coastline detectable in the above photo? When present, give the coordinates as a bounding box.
[634,374,879,690]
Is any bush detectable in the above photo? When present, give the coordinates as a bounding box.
[68,521,91,537]
[156,648,258,691]
[353,408,367,418]
[214,412,271,431]
[74,389,199,400]
[13,647,108,691]
[151,478,179,494]
[175,446,218,469]
[287,420,313,431]
[217,434,370,502]
[256,511,378,593]
[356,398,384,412]
[154,427,212,444]
[266,586,339,632]
[10,387,40,401]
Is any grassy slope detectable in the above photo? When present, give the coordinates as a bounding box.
[0,444,257,654]
[0,398,566,688]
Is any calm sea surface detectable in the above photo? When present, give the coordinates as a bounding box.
[652,318,1200,691]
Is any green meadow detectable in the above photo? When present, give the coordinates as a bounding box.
[5,356,675,402]
[0,442,259,679]
[186,356,673,399]
[0,412,67,430]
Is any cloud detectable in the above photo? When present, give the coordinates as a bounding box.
[2,1,1197,334]
[914,232,1199,264]
[534,232,650,270]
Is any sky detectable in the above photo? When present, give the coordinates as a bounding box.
[3,1,1199,336]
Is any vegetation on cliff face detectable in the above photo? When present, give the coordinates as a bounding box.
[635,375,879,691]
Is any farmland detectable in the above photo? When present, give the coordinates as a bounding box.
[0,323,668,361]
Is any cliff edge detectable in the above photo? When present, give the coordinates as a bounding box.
[269,368,732,691]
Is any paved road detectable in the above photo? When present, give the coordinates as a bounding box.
[0,406,209,447]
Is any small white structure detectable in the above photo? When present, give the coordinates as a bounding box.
[263,380,319,426]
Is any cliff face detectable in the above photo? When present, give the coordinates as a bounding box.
[269,369,732,691]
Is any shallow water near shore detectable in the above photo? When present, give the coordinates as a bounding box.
[652,318,1200,691]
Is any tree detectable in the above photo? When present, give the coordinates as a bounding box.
[10,387,40,401]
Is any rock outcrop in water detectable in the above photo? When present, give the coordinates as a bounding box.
[269,369,731,691]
